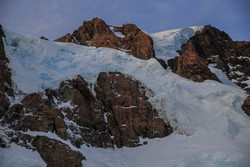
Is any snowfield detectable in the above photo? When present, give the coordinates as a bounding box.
[1,27,250,167]
[151,26,203,62]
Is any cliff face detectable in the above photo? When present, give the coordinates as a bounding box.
[56,18,155,60]
[168,41,220,82]
[169,25,250,93]
[94,72,172,147]
[167,25,250,115]
[0,25,13,118]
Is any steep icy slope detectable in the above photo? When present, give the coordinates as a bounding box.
[1,27,250,167]
[150,26,203,62]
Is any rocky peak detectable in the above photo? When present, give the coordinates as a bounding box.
[199,25,233,43]
[55,18,155,60]
[192,25,249,87]
[168,25,250,116]
[168,26,221,82]
[121,24,141,37]
[168,41,220,82]
[169,25,250,92]
[71,17,116,46]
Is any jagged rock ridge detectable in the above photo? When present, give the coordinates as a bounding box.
[167,25,250,115]
[168,41,220,82]
[169,25,250,93]
[56,17,155,60]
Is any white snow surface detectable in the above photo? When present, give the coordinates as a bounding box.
[1,27,250,167]
[0,143,46,167]
[109,26,125,38]
[150,26,203,62]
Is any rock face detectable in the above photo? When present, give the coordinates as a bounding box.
[242,96,250,116]
[168,25,250,116]
[169,25,250,92]
[0,25,13,118]
[2,93,67,139]
[32,136,85,167]
[168,41,220,82]
[46,75,113,148]
[46,73,172,148]
[55,18,155,60]
[95,72,172,147]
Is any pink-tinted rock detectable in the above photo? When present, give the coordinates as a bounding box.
[95,72,172,147]
[168,39,220,82]
[56,18,155,60]
[32,136,85,167]
[169,25,250,93]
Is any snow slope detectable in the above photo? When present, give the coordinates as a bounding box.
[150,26,203,62]
[1,27,250,167]
[0,143,46,167]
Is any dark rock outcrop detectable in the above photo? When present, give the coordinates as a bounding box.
[168,41,220,82]
[242,96,250,116]
[156,58,168,69]
[95,72,173,147]
[47,75,113,148]
[0,25,13,118]
[46,73,172,148]
[55,18,155,60]
[120,24,155,60]
[32,136,85,167]
[167,25,250,116]
[2,93,67,139]
[40,36,48,40]
[0,70,173,166]
[169,25,250,92]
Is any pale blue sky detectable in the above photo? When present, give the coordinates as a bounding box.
[0,0,249,41]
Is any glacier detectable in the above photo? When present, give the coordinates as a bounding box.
[1,26,250,167]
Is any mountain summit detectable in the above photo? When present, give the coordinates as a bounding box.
[56,17,155,60]
[0,19,250,167]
